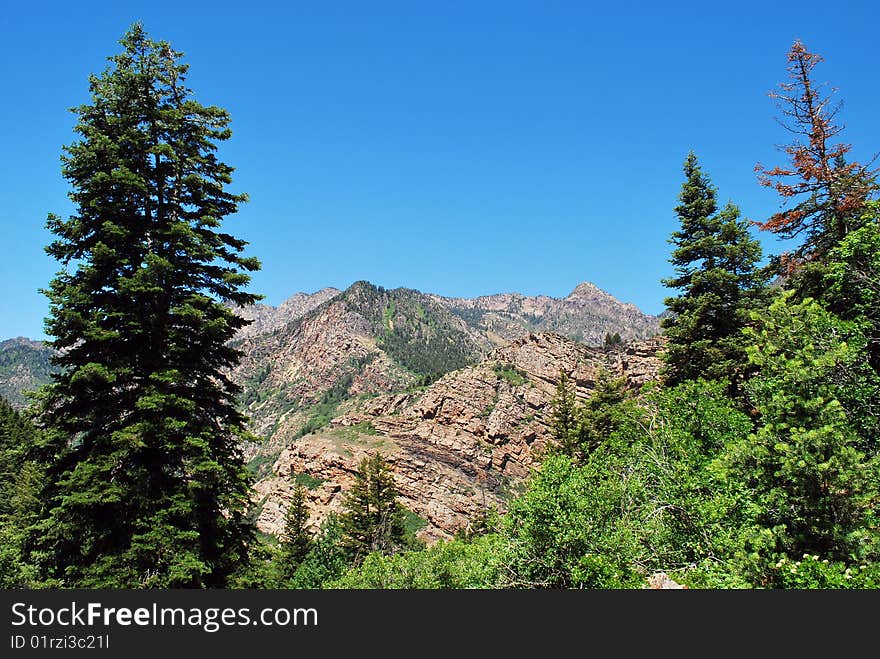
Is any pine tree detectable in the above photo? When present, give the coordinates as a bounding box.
[29,24,260,587]
[550,370,579,455]
[576,369,629,455]
[603,332,622,348]
[340,454,407,562]
[723,292,879,563]
[661,152,766,388]
[279,484,313,581]
[756,41,877,266]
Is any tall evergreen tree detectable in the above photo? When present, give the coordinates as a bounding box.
[723,292,879,564]
[550,370,578,454]
[755,41,877,265]
[661,152,766,388]
[340,454,407,562]
[279,484,314,581]
[575,369,629,456]
[29,24,260,587]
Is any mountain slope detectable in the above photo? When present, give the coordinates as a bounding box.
[0,338,55,408]
[231,287,340,341]
[231,281,490,439]
[250,333,665,541]
[0,280,660,426]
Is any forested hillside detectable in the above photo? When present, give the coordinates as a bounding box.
[0,339,54,408]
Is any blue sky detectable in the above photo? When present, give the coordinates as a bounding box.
[2,1,878,339]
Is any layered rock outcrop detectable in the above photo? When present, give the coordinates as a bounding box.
[251,333,664,542]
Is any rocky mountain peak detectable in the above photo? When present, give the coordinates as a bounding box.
[565,281,605,300]
[277,287,340,314]
[231,287,341,341]
[564,281,649,316]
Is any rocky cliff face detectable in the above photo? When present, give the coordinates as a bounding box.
[231,280,660,442]
[249,333,664,542]
[231,281,490,439]
[432,282,660,346]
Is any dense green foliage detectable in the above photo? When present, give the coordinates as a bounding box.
[330,533,505,588]
[0,397,41,587]
[824,203,880,372]
[722,293,879,564]
[28,25,260,588]
[661,153,766,389]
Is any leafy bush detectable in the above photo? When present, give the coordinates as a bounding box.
[765,555,880,589]
[330,534,506,589]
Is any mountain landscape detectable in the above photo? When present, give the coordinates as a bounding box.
[230,280,658,432]
[0,279,662,541]
[4,28,878,596]
[249,332,663,542]
[433,281,660,346]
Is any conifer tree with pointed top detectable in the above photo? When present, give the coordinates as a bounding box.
[29,24,261,587]
[550,370,579,454]
[279,483,314,581]
[661,153,766,389]
[340,454,407,562]
[755,40,877,265]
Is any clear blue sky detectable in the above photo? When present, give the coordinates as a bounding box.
[2,1,878,339]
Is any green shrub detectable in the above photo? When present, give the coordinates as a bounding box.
[765,554,880,589]
[493,363,527,386]
[330,534,506,589]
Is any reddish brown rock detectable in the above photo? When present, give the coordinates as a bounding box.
[251,332,664,542]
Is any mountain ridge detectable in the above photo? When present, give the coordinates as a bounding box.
[429,281,659,346]
[0,282,666,542]
[0,280,660,414]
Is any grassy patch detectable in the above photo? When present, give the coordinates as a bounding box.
[330,421,379,441]
[293,471,325,490]
[403,507,428,537]
[493,362,528,386]
[383,300,396,331]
